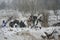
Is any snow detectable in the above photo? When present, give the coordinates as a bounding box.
[0,9,60,40]
[48,10,60,26]
[0,27,60,40]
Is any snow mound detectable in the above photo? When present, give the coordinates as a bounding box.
[0,27,60,40]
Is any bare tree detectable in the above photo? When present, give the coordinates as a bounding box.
[11,0,60,27]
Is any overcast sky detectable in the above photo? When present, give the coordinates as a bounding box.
[0,0,12,4]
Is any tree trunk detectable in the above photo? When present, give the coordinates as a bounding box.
[41,12,49,27]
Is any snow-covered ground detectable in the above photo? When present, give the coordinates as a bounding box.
[0,9,60,40]
[48,10,60,26]
[0,27,60,40]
